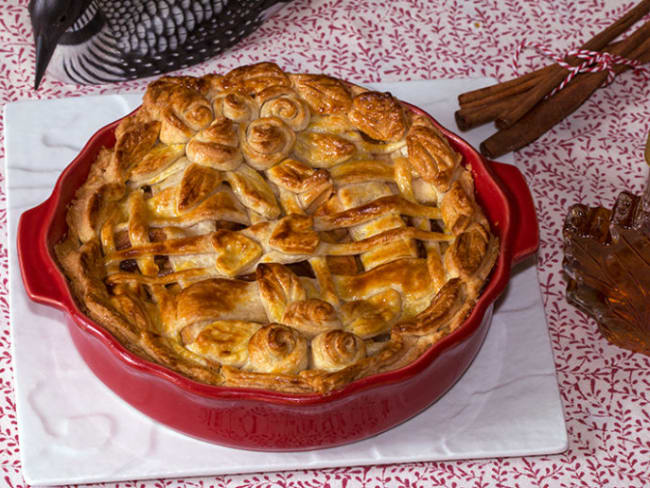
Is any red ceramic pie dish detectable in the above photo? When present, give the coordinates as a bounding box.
[17,103,538,451]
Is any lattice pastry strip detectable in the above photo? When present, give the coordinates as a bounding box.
[56,63,499,394]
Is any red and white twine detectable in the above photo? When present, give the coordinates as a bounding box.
[514,42,645,97]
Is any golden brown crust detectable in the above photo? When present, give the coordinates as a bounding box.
[258,87,311,130]
[67,147,126,243]
[240,117,296,170]
[269,215,320,255]
[247,323,308,374]
[348,92,408,142]
[55,63,499,394]
[213,93,259,123]
[393,278,467,337]
[220,62,291,96]
[143,76,213,144]
[186,117,242,170]
[177,164,223,212]
[113,116,161,177]
[290,74,352,114]
[282,299,341,338]
[340,289,401,338]
[294,131,356,168]
[406,116,461,192]
[311,330,366,372]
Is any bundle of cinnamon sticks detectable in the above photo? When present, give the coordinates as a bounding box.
[456,0,650,158]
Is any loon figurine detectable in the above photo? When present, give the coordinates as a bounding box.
[28,0,291,89]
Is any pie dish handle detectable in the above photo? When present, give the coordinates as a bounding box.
[486,160,539,265]
[17,197,68,310]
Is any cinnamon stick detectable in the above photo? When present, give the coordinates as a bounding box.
[496,0,650,128]
[458,64,553,106]
[480,32,650,159]
[455,70,548,130]
[455,0,650,131]
[457,37,625,129]
[456,94,526,131]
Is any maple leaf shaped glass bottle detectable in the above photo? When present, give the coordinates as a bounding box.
[563,132,650,355]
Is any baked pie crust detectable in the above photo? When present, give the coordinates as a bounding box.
[55,63,499,394]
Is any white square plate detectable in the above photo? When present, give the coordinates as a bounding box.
[5,79,567,486]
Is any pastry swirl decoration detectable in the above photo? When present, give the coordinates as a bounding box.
[247,323,308,374]
[213,92,259,123]
[55,62,499,395]
[240,116,296,170]
[259,87,311,131]
[311,330,366,372]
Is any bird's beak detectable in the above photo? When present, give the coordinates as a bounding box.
[33,30,59,90]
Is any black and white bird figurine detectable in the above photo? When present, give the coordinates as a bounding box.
[28,0,292,89]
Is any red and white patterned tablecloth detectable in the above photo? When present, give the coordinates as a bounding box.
[1,1,650,487]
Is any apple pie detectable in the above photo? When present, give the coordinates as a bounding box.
[55,63,499,394]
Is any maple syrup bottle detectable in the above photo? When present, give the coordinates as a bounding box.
[562,136,650,355]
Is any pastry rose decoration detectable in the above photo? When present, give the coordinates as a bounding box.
[311,330,366,372]
[247,323,308,374]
